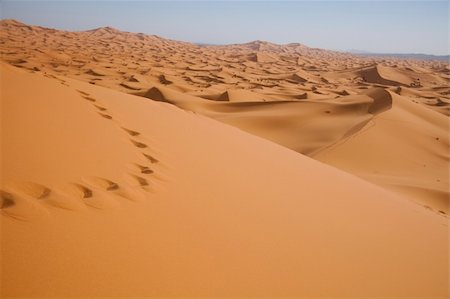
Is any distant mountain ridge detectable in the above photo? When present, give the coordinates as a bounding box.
[347,49,449,61]
[2,19,446,63]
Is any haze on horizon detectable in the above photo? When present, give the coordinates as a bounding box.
[0,0,448,55]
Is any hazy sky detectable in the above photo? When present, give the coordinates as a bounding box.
[1,1,448,55]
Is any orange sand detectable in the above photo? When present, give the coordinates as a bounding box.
[0,20,448,298]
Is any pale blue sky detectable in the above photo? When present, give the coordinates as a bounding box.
[1,1,448,55]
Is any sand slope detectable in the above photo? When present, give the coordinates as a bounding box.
[1,63,448,298]
[138,84,392,156]
[1,20,447,208]
[137,83,449,211]
[316,91,449,213]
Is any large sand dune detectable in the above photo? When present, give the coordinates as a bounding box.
[1,20,448,209]
[0,20,449,297]
[1,59,448,298]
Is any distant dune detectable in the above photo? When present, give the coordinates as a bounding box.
[0,19,448,298]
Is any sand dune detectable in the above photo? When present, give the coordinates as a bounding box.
[316,91,449,213]
[1,20,448,206]
[0,20,449,297]
[135,83,449,211]
[138,84,392,155]
[1,60,448,298]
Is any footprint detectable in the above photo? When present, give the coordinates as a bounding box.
[105,181,119,191]
[83,177,139,202]
[16,182,51,199]
[83,177,119,191]
[44,74,57,79]
[72,184,115,209]
[98,112,113,119]
[122,127,140,136]
[82,96,96,102]
[136,164,154,174]
[0,190,15,209]
[0,188,46,220]
[130,139,147,148]
[143,153,158,163]
[76,90,90,96]
[69,182,126,209]
[132,175,149,187]
[93,104,107,111]
[72,184,93,199]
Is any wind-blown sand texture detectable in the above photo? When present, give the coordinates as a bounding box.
[1,20,449,298]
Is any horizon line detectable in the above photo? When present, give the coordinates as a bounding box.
[1,18,448,57]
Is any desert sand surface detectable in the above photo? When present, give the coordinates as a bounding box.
[0,20,449,298]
